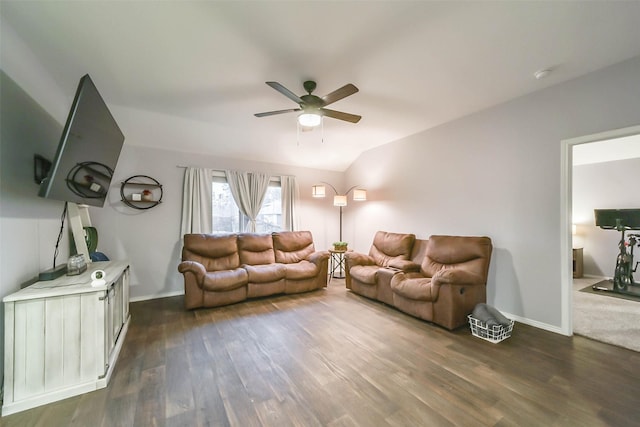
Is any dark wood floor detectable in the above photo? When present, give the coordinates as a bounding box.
[2,279,639,427]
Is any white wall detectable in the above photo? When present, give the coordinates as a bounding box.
[89,141,343,301]
[573,157,640,277]
[0,71,72,384]
[344,56,640,332]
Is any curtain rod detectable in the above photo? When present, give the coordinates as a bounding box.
[176,165,294,178]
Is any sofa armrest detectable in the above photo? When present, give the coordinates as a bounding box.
[178,260,207,285]
[307,250,330,265]
[387,259,421,272]
[344,252,375,268]
[430,270,488,330]
[432,268,484,287]
[344,252,375,289]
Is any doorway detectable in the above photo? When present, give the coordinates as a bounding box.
[561,124,640,346]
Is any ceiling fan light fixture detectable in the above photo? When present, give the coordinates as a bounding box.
[256,81,361,125]
[298,112,322,127]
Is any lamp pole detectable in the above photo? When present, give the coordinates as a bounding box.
[339,205,343,242]
[320,182,360,243]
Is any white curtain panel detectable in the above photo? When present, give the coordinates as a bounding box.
[225,170,271,232]
[281,175,299,231]
[180,167,213,236]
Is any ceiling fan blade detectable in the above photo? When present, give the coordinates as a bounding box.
[265,82,304,104]
[322,84,359,106]
[254,108,300,117]
[321,108,362,123]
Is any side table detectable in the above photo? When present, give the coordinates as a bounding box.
[329,249,349,281]
[573,247,584,278]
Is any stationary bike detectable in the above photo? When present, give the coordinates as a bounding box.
[593,209,640,295]
[612,226,640,291]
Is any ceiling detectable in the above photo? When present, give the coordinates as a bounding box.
[3,1,640,171]
[573,134,640,166]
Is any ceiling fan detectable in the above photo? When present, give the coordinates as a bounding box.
[254,80,361,126]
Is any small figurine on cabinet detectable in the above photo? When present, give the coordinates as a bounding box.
[91,269,106,287]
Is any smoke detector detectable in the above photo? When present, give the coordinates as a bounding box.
[534,69,552,80]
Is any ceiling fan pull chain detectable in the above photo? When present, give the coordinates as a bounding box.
[321,117,324,143]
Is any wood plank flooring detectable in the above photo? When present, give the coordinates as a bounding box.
[2,279,639,426]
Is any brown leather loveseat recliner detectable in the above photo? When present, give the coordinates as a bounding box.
[178,231,329,309]
[345,231,493,330]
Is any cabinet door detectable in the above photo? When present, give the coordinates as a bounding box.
[10,292,105,401]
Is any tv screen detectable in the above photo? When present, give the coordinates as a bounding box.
[38,74,124,207]
[594,209,640,230]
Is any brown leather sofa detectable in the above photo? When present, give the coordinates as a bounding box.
[178,231,329,309]
[345,231,492,330]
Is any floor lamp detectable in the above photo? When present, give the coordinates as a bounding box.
[312,182,367,242]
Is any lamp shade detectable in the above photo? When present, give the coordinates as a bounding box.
[353,189,367,201]
[333,195,347,206]
[312,185,326,198]
[298,112,322,127]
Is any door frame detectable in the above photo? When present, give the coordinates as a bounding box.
[560,124,640,335]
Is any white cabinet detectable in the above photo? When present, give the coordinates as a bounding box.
[2,261,130,416]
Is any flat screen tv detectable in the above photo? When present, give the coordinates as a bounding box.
[594,209,640,230]
[38,74,124,207]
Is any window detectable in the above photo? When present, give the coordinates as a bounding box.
[211,173,282,234]
[255,184,282,233]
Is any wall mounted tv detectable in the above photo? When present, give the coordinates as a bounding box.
[594,208,640,230]
[38,74,124,207]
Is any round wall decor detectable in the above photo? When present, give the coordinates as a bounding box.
[120,175,163,210]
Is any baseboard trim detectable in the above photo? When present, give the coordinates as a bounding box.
[502,312,566,336]
[130,290,184,302]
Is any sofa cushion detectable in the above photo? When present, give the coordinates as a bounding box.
[391,273,435,301]
[369,231,416,267]
[282,260,319,280]
[421,235,492,279]
[182,234,240,271]
[243,263,286,283]
[349,265,379,285]
[273,231,315,263]
[238,233,276,265]
[202,268,248,292]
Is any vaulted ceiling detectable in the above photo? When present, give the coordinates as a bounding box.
[3,1,640,171]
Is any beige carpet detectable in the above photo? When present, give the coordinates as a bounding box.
[573,277,640,352]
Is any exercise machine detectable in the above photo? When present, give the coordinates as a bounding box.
[593,209,640,297]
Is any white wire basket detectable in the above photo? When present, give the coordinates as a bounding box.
[468,315,514,343]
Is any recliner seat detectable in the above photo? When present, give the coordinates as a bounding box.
[346,231,493,330]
